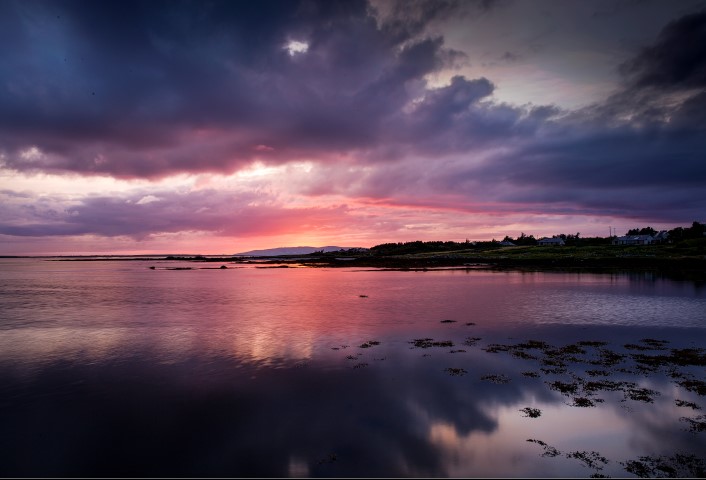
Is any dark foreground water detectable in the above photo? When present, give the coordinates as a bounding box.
[1,258,705,477]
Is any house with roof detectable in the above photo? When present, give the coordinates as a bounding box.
[498,240,516,246]
[612,235,654,245]
[652,230,669,243]
[537,237,565,246]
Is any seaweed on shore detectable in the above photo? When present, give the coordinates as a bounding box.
[640,338,670,349]
[463,337,482,347]
[677,378,706,396]
[481,374,511,384]
[410,338,454,348]
[675,399,701,410]
[566,450,609,470]
[680,415,706,433]
[622,453,706,478]
[589,349,626,368]
[526,439,561,457]
[519,407,541,418]
[444,367,467,376]
[577,340,609,347]
[483,344,512,353]
[512,350,537,360]
[624,387,659,403]
[571,397,602,407]
[546,380,579,395]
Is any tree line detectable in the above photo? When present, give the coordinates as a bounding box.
[365,221,705,255]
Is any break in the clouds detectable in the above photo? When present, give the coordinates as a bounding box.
[0,0,704,253]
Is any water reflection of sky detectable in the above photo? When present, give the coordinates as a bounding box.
[0,260,704,476]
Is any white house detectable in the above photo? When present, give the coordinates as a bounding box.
[498,240,516,246]
[612,235,654,245]
[537,237,565,246]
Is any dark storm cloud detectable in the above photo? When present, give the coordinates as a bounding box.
[1,0,705,236]
[620,10,706,89]
[0,0,464,178]
[369,0,501,41]
[406,9,706,223]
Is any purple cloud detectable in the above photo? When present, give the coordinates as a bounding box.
[0,1,704,243]
[0,188,369,239]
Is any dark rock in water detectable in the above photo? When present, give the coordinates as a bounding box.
[444,367,467,376]
[149,266,155,270]
[220,265,227,269]
[359,294,368,298]
[440,319,456,323]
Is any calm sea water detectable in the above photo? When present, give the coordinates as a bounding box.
[0,258,705,477]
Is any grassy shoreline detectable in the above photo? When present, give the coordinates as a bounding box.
[185,244,706,280]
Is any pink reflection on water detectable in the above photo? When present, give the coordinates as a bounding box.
[1,259,705,476]
[1,260,705,369]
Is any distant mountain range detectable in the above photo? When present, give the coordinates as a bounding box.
[234,246,364,256]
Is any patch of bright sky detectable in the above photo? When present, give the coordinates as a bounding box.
[0,169,142,198]
[284,40,309,56]
[431,0,706,109]
[0,161,299,199]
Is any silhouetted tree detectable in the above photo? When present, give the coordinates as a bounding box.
[627,227,657,236]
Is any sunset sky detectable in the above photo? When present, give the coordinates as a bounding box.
[1,0,705,255]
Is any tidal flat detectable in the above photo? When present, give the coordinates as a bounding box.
[0,258,704,477]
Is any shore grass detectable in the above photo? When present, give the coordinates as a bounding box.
[272,244,706,280]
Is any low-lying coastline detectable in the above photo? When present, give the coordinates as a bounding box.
[21,243,706,281]
[167,244,706,279]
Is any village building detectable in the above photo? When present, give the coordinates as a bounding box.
[652,231,670,243]
[612,235,654,245]
[537,237,565,246]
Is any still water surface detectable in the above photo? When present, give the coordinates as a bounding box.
[0,259,705,476]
